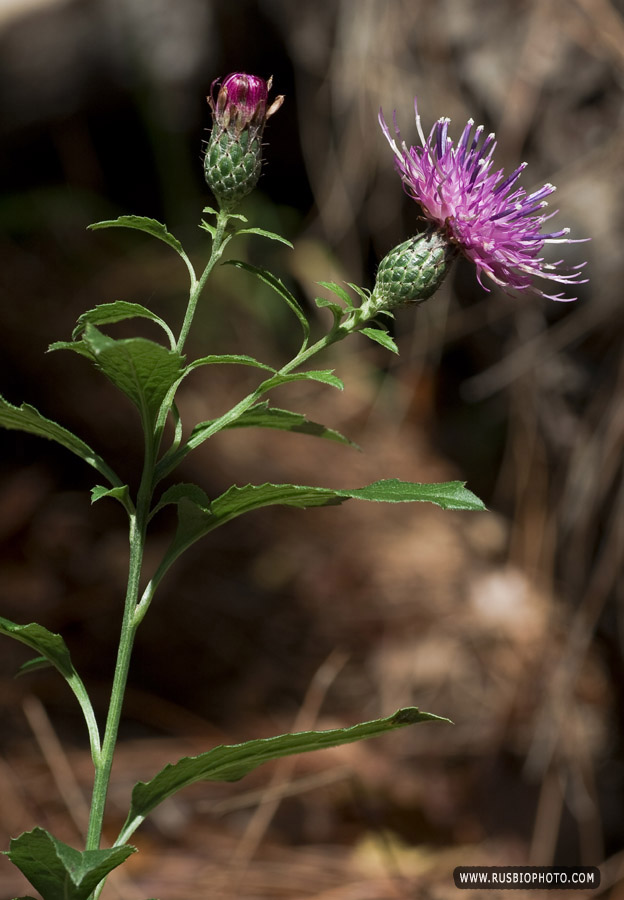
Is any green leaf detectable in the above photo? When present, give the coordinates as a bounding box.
[82,324,185,430]
[152,486,212,560]
[337,479,486,511]
[0,616,100,759]
[208,401,358,448]
[152,479,484,592]
[225,260,310,347]
[88,215,184,257]
[121,708,447,840]
[47,340,94,359]
[199,219,216,238]
[236,227,294,247]
[314,295,345,322]
[186,354,276,374]
[15,655,52,677]
[211,482,346,521]
[151,483,339,582]
[90,484,133,514]
[0,395,121,485]
[317,280,354,309]
[347,281,371,303]
[150,482,211,520]
[360,327,399,354]
[0,616,76,680]
[71,301,176,347]
[5,827,135,900]
[262,370,344,391]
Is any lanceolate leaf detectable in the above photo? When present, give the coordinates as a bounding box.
[317,280,355,309]
[314,295,345,325]
[91,484,134,514]
[16,656,51,677]
[82,325,185,430]
[0,617,75,680]
[360,326,399,354]
[5,827,135,900]
[47,340,94,359]
[262,370,344,391]
[206,401,358,448]
[225,260,310,347]
[186,354,276,374]
[337,479,485,510]
[236,227,294,247]
[88,215,184,258]
[0,395,121,486]
[347,281,371,304]
[119,708,448,842]
[72,301,176,348]
[151,479,484,591]
[0,617,100,758]
[150,483,211,520]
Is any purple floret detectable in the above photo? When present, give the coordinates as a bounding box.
[380,100,587,301]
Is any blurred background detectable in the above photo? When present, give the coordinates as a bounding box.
[0,0,622,897]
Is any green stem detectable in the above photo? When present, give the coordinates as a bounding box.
[85,423,156,852]
[85,511,145,852]
[152,316,362,488]
[85,211,234,859]
[177,210,231,354]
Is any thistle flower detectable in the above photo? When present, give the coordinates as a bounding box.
[204,73,284,209]
[378,99,587,302]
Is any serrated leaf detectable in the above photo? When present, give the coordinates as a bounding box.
[152,479,484,592]
[72,301,176,347]
[199,219,216,237]
[0,395,121,485]
[88,215,184,257]
[5,827,135,900]
[225,260,310,347]
[186,354,276,374]
[263,370,344,391]
[202,205,220,217]
[48,340,94,359]
[336,479,486,510]
[360,327,399,354]
[208,401,358,448]
[236,227,293,247]
[151,482,211,520]
[211,482,346,522]
[317,280,354,309]
[314,296,345,319]
[151,483,343,581]
[347,281,371,303]
[120,708,447,840]
[82,324,185,430]
[91,484,133,513]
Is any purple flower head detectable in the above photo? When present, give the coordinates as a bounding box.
[209,73,283,138]
[379,100,588,301]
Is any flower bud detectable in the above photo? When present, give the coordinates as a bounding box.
[204,73,284,209]
[368,226,456,315]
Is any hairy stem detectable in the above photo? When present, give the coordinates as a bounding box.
[177,210,231,354]
[85,435,155,853]
[85,210,234,861]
